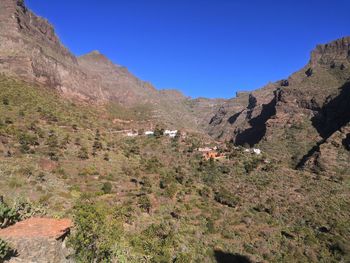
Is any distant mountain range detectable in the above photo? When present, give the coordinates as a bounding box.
[0,0,349,175]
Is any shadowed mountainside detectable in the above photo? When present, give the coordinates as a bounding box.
[208,36,350,173]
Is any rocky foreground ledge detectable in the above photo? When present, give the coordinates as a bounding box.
[0,218,72,263]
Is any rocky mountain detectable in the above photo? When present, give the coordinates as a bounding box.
[0,0,222,131]
[0,0,349,175]
[208,36,350,175]
[0,1,349,261]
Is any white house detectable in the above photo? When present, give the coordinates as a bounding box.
[198,147,213,152]
[244,148,262,155]
[164,130,178,138]
[144,131,154,136]
[126,132,138,137]
[253,148,262,155]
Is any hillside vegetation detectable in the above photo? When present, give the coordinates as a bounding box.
[0,76,349,262]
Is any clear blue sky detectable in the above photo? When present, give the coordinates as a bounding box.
[26,0,350,99]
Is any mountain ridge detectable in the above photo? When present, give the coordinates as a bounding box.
[0,0,224,131]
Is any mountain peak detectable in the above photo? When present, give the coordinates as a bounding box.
[78,50,116,67]
[87,50,102,56]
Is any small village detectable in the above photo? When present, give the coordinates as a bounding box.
[124,127,262,161]
[198,145,262,160]
[126,129,179,138]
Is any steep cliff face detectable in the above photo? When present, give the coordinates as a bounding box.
[0,0,98,100]
[207,83,277,143]
[208,36,350,173]
[311,37,350,66]
[0,0,162,103]
[0,0,223,131]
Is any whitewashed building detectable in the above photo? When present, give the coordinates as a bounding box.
[126,132,138,137]
[244,148,262,155]
[164,130,178,138]
[198,147,213,152]
[144,131,154,136]
[253,148,262,155]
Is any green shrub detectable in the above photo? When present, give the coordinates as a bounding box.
[12,199,45,220]
[0,199,41,228]
[0,238,16,260]
[139,195,152,213]
[214,189,240,208]
[103,153,109,161]
[206,218,216,234]
[4,117,12,124]
[78,146,89,160]
[143,157,163,174]
[101,182,112,194]
[46,130,59,160]
[18,132,39,154]
[164,184,178,198]
[92,129,103,154]
[131,223,175,261]
[199,186,211,198]
[154,125,164,138]
[0,201,19,228]
[2,97,9,106]
[123,139,140,157]
[68,199,121,262]
[243,157,260,173]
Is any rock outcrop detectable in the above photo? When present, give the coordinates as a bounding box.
[0,218,73,262]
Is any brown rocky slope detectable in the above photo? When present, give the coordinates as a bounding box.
[208,36,350,175]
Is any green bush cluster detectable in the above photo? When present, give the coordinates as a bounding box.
[0,201,19,228]
[68,198,122,262]
[143,157,163,174]
[214,188,240,208]
[101,182,112,194]
[138,195,151,213]
[243,157,261,174]
[0,199,44,229]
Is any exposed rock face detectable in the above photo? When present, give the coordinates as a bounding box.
[0,218,73,262]
[208,36,350,173]
[0,0,77,89]
[0,0,158,102]
[207,83,277,142]
[0,0,222,131]
[311,37,350,66]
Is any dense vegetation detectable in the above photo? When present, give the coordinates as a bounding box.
[0,76,349,262]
